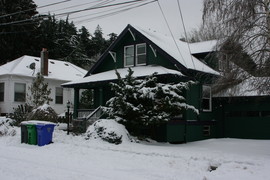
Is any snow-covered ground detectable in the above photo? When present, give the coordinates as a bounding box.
[0,118,270,180]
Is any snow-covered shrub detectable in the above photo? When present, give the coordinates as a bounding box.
[104,68,198,137]
[0,118,16,136]
[13,103,33,125]
[85,119,132,144]
[28,104,58,123]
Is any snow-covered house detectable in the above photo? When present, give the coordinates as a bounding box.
[62,24,270,142]
[62,24,222,142]
[0,49,87,115]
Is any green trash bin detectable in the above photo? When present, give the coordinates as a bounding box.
[27,124,37,145]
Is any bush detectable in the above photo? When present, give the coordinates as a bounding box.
[12,104,33,126]
[28,104,58,123]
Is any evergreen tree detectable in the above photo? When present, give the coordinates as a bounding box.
[0,0,38,64]
[88,25,107,61]
[27,72,52,108]
[104,68,198,136]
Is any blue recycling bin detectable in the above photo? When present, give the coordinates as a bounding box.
[36,124,55,146]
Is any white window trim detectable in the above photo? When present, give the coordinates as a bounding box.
[136,43,147,66]
[202,85,212,112]
[124,45,134,67]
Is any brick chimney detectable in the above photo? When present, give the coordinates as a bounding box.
[40,48,49,76]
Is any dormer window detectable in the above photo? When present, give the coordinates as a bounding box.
[124,45,134,67]
[136,43,146,65]
[124,43,146,67]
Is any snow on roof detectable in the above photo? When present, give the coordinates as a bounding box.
[0,55,87,81]
[134,26,220,75]
[189,40,218,54]
[63,65,183,86]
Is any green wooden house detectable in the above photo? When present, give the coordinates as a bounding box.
[62,24,270,142]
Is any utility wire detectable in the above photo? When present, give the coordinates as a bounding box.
[0,0,148,26]
[73,0,155,24]
[176,0,196,69]
[0,0,71,19]
[39,0,107,15]
[71,2,138,21]
[75,1,155,24]
[156,0,187,67]
[54,0,148,17]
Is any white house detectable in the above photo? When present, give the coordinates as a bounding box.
[0,49,87,115]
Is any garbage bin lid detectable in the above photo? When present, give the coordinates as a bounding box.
[21,120,56,125]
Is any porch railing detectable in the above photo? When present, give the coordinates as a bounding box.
[73,106,104,133]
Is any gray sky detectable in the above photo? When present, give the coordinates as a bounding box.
[34,0,203,39]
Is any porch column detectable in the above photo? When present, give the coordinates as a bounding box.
[73,88,80,118]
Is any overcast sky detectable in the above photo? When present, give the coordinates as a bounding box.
[34,0,204,39]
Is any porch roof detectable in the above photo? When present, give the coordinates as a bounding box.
[62,65,184,87]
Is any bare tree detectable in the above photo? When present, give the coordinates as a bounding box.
[184,21,221,43]
[203,0,270,94]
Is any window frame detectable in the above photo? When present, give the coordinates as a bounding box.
[124,45,135,67]
[14,83,26,102]
[0,82,4,102]
[202,85,212,112]
[136,43,147,66]
[55,87,63,104]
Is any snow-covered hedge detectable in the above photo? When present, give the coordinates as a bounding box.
[28,104,58,122]
[85,119,132,144]
[0,117,16,137]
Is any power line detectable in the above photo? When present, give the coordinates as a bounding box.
[70,1,136,21]
[73,0,156,24]
[0,0,149,26]
[54,0,149,17]
[74,3,153,24]
[176,0,196,69]
[0,0,71,19]
[38,0,103,15]
[156,0,187,67]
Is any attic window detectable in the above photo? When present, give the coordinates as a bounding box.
[64,63,69,66]
[34,59,39,62]
[124,43,146,67]
[50,61,55,64]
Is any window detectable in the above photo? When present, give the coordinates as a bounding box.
[14,83,26,102]
[55,87,63,104]
[136,43,146,65]
[124,45,134,67]
[202,85,212,111]
[124,43,147,67]
[0,83,4,101]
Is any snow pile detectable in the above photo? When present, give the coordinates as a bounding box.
[85,119,132,144]
[0,117,16,136]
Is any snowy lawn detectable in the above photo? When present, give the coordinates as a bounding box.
[0,120,270,180]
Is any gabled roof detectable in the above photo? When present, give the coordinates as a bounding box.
[0,55,87,81]
[87,24,219,77]
[63,65,183,87]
